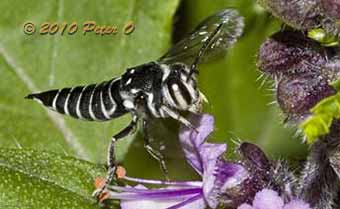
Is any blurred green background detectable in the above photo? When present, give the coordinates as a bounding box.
[0,0,308,207]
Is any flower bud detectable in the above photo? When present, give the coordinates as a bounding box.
[216,143,297,208]
[257,0,320,29]
[258,31,328,77]
[321,0,340,19]
[277,74,336,116]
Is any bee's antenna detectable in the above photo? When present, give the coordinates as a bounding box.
[187,23,224,81]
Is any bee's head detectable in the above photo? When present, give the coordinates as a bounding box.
[169,62,189,72]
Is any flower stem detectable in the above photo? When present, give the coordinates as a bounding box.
[299,120,340,209]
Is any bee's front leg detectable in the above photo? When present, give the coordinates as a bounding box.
[142,119,169,181]
[161,105,196,131]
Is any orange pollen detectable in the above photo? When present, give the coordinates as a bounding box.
[99,191,110,202]
[94,177,106,189]
[116,166,127,179]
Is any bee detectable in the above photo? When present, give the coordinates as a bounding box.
[25,9,244,197]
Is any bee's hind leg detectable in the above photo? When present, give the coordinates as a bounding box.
[93,113,139,200]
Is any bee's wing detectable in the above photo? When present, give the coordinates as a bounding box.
[158,9,244,66]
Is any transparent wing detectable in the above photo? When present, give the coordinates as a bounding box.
[158,9,244,65]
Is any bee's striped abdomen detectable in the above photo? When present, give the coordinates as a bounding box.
[66,86,83,118]
[26,89,59,107]
[90,82,109,120]
[25,78,128,121]
[78,84,96,120]
[54,88,72,114]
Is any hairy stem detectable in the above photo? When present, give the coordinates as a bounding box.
[299,120,340,209]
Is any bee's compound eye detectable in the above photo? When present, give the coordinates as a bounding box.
[166,78,193,108]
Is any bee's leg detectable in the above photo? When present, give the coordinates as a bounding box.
[161,106,197,131]
[142,119,169,181]
[93,113,139,199]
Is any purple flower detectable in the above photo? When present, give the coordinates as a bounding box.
[237,189,311,209]
[179,114,252,208]
[100,114,270,209]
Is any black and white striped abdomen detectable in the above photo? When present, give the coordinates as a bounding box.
[25,79,127,121]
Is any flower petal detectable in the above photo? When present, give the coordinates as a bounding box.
[164,194,206,209]
[203,160,248,209]
[120,185,206,209]
[179,114,216,174]
[252,189,284,209]
[121,197,187,209]
[238,203,254,209]
[282,200,311,209]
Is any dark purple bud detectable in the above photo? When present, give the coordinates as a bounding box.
[216,143,273,207]
[238,143,272,195]
[321,0,340,19]
[215,160,270,208]
[258,0,320,29]
[258,31,328,77]
[212,161,252,208]
[215,143,297,208]
[277,74,336,116]
[239,142,271,171]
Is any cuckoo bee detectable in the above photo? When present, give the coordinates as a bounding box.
[25,9,244,197]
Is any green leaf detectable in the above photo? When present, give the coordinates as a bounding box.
[0,148,107,208]
[300,93,340,143]
[332,79,340,91]
[307,28,340,47]
[300,80,340,143]
[0,0,180,163]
